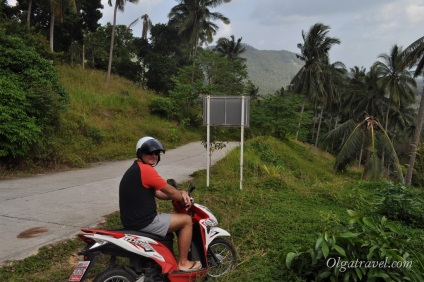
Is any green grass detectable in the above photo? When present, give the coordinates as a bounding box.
[56,65,200,164]
[1,136,422,281]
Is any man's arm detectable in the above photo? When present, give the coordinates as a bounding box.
[155,184,191,207]
[155,189,170,200]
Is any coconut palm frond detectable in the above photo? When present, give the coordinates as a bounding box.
[321,119,356,147]
[364,153,382,180]
[127,18,139,30]
[375,130,405,182]
[403,35,424,75]
[334,122,367,171]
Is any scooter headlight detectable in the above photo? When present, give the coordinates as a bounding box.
[205,218,218,227]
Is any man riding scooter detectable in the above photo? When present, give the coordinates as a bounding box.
[119,136,202,272]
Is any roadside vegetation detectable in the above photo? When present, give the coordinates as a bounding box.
[1,136,423,281]
[2,2,424,186]
[0,65,200,178]
[1,1,424,281]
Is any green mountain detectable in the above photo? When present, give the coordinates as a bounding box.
[240,44,304,95]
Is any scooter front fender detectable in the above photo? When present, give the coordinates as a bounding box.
[210,227,231,238]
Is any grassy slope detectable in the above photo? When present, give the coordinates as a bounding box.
[197,136,361,281]
[57,65,200,164]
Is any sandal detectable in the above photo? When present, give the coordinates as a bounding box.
[179,261,202,272]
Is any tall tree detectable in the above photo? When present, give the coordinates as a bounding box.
[141,13,152,40]
[291,23,341,145]
[373,45,417,131]
[342,66,385,121]
[316,60,346,147]
[49,0,77,51]
[168,0,231,57]
[404,35,424,185]
[214,35,245,59]
[144,23,191,93]
[11,0,102,55]
[105,0,139,86]
[198,49,247,96]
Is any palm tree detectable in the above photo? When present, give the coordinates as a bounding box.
[404,35,424,185]
[49,0,77,52]
[291,23,341,144]
[319,60,346,139]
[373,45,417,131]
[106,0,140,86]
[323,115,404,182]
[344,66,386,121]
[141,14,152,40]
[214,35,245,59]
[168,0,231,57]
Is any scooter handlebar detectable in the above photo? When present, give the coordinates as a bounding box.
[184,197,194,208]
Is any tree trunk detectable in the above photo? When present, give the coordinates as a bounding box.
[358,143,363,169]
[50,12,55,52]
[295,102,305,141]
[385,99,391,131]
[381,99,391,177]
[82,44,85,69]
[27,0,32,28]
[405,86,424,185]
[106,1,119,87]
[314,106,324,148]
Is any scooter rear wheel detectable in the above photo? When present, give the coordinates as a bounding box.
[207,238,237,278]
[93,267,135,282]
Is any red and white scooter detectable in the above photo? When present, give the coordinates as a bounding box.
[69,182,237,282]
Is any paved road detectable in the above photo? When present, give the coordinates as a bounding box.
[0,141,239,265]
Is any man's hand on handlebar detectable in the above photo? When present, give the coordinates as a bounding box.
[180,190,192,208]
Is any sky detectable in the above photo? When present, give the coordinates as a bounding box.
[8,0,424,70]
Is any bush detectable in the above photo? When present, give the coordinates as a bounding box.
[0,79,41,157]
[374,183,424,228]
[286,210,424,281]
[149,96,175,119]
[0,31,68,160]
[250,94,313,141]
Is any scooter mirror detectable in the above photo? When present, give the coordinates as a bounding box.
[188,184,195,193]
[167,179,177,188]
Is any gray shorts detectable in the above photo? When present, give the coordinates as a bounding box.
[140,213,171,237]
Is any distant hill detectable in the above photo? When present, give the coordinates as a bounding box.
[240,44,304,95]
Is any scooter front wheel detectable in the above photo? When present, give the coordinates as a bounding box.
[207,238,237,278]
[93,267,135,282]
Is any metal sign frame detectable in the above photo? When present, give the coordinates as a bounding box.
[203,95,250,189]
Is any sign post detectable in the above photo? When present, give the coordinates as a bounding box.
[240,96,245,190]
[203,95,250,189]
[206,96,211,187]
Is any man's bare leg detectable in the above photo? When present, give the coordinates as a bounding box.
[168,213,201,270]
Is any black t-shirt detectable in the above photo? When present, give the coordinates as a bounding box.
[119,160,165,229]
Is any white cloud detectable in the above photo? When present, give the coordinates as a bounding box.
[405,3,424,23]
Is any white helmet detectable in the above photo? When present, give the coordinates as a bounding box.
[136,137,165,165]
